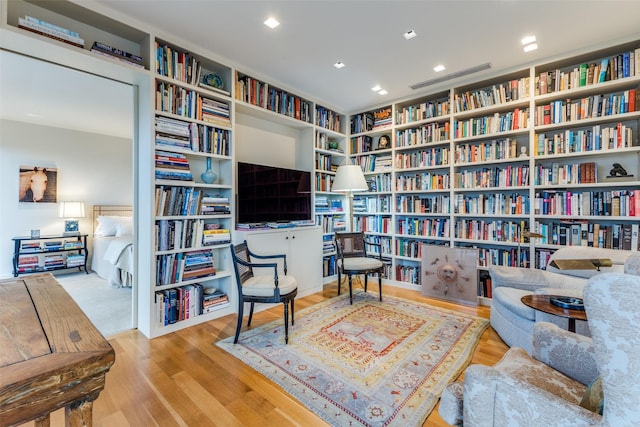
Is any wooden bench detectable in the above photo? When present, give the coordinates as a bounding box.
[0,274,115,426]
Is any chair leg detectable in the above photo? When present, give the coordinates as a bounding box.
[337,270,342,295]
[364,273,368,293]
[234,300,244,344]
[291,298,295,326]
[247,302,255,327]
[378,272,383,301]
[283,301,290,344]
[348,274,353,304]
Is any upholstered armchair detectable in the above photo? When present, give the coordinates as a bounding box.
[439,272,640,426]
[489,248,639,352]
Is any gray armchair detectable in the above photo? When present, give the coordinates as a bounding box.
[439,272,640,426]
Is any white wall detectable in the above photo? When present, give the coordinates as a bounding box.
[0,119,132,278]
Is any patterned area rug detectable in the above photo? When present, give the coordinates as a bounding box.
[217,291,488,426]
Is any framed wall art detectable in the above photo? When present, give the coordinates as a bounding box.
[421,245,479,306]
[19,165,58,203]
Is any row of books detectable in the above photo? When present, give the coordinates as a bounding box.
[20,240,78,252]
[16,254,85,271]
[396,98,450,125]
[316,215,346,233]
[535,49,640,95]
[454,193,529,216]
[453,108,530,138]
[453,77,531,112]
[453,165,529,189]
[155,248,216,286]
[396,218,449,238]
[90,41,144,68]
[315,107,342,133]
[534,161,595,186]
[354,215,392,234]
[395,194,445,214]
[235,75,313,123]
[356,154,393,173]
[396,147,450,169]
[155,82,231,127]
[454,219,527,243]
[534,189,640,217]
[396,122,451,147]
[533,222,639,251]
[396,264,419,285]
[396,172,451,191]
[17,15,84,48]
[155,284,229,325]
[315,196,343,212]
[533,89,637,126]
[453,138,519,164]
[536,123,634,156]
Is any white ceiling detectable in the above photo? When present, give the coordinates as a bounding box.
[2,1,640,138]
[95,0,640,113]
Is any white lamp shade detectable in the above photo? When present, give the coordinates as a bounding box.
[59,201,85,218]
[332,165,368,193]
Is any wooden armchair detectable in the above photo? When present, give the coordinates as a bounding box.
[334,231,384,304]
[230,241,298,344]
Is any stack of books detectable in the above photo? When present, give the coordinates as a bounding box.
[43,241,63,251]
[181,249,216,280]
[202,288,229,313]
[200,195,230,215]
[200,97,231,127]
[90,41,144,68]
[63,240,84,250]
[155,117,191,150]
[17,255,39,273]
[66,254,86,268]
[155,150,193,181]
[18,16,84,48]
[20,241,41,253]
[202,228,231,246]
[44,254,65,270]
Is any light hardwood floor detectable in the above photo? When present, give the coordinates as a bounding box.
[22,282,509,427]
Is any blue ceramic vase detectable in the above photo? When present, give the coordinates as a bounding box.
[201,157,217,184]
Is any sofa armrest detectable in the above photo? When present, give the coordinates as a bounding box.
[489,265,586,292]
[463,364,600,426]
[532,322,597,386]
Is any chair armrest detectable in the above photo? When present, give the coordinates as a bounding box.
[245,244,288,274]
[532,322,597,386]
[489,265,586,292]
[363,238,383,260]
[234,258,281,286]
[463,364,601,426]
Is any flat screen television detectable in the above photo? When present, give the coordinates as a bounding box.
[236,162,312,224]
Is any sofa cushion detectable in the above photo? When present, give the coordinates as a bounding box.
[493,287,535,321]
[579,376,604,415]
[546,247,629,279]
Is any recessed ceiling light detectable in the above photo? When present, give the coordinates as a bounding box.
[334,61,345,69]
[523,43,538,52]
[264,17,280,29]
[371,85,381,92]
[521,35,536,45]
[378,90,388,95]
[403,30,417,40]
[27,113,42,118]
[433,65,446,72]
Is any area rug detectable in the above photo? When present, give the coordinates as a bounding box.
[217,290,488,426]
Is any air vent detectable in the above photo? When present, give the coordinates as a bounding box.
[410,62,492,90]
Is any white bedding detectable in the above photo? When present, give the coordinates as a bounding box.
[92,235,134,287]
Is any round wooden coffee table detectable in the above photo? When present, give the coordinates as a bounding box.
[521,294,587,333]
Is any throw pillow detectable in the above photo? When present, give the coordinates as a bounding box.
[579,376,604,415]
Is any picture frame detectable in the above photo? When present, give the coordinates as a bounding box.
[377,134,391,150]
[421,245,479,306]
[30,229,40,238]
[19,166,58,203]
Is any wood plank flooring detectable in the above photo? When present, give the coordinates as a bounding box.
[19,282,509,427]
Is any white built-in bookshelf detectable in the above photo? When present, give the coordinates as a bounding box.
[2,0,638,323]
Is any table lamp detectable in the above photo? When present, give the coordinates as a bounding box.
[331,165,368,231]
[59,201,85,236]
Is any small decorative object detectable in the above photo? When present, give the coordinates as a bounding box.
[378,134,391,150]
[608,163,629,177]
[519,146,528,157]
[30,229,40,238]
[328,141,339,150]
[202,72,224,90]
[201,157,217,184]
[550,296,585,311]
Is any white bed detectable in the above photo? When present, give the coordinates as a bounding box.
[91,205,134,288]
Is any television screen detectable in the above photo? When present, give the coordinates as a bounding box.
[236,162,312,224]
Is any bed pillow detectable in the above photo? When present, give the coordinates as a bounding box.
[115,221,133,237]
[95,216,131,237]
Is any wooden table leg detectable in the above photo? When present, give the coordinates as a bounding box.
[34,414,50,427]
[568,318,576,333]
[65,399,93,427]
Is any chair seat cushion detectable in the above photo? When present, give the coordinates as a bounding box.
[242,275,297,297]
[338,257,383,272]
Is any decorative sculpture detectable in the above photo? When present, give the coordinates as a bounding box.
[609,163,629,177]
